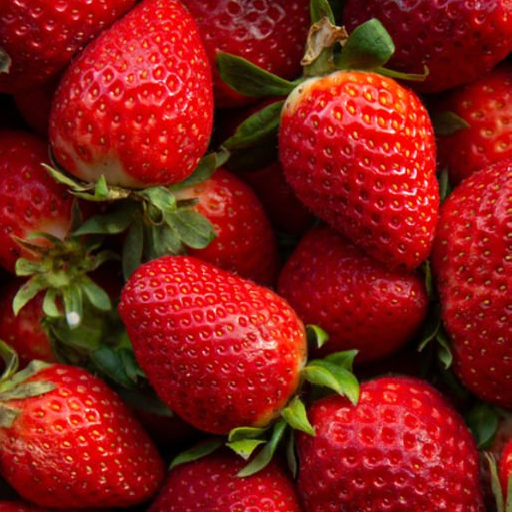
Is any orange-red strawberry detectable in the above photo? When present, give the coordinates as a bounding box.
[118,255,307,435]
[279,70,438,270]
[50,0,213,188]
[150,450,301,512]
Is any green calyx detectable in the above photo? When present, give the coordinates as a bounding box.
[0,47,11,74]
[486,452,512,512]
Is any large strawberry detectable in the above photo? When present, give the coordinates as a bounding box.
[0,0,136,93]
[118,255,307,434]
[50,0,213,188]
[0,362,165,509]
[343,0,512,93]
[296,376,483,511]
[181,0,309,108]
[279,70,438,270]
[278,225,428,363]
[431,160,512,408]
[150,450,301,511]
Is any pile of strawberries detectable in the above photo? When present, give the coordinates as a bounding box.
[1,0,512,511]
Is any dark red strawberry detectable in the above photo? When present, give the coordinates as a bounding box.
[0,130,73,273]
[150,450,301,512]
[176,168,279,285]
[344,0,512,93]
[0,363,165,509]
[431,160,512,408]
[435,64,512,186]
[296,376,483,511]
[181,0,309,108]
[50,0,213,188]
[279,71,438,270]
[118,255,307,435]
[278,225,428,363]
[0,500,44,512]
[0,0,136,93]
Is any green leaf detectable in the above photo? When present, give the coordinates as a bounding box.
[228,426,269,443]
[217,53,297,97]
[0,381,56,402]
[432,111,470,136]
[145,223,183,261]
[122,215,144,280]
[0,406,21,427]
[139,187,177,213]
[63,285,83,329]
[117,389,174,417]
[0,340,19,381]
[15,258,44,277]
[91,347,138,389]
[13,277,47,316]
[375,65,429,82]
[337,18,395,71]
[310,0,335,24]
[170,438,224,469]
[286,430,298,478]
[422,259,434,299]
[281,397,315,436]
[225,142,278,173]
[465,403,499,450]
[0,47,11,74]
[486,452,504,513]
[119,348,145,382]
[43,163,88,191]
[171,154,218,190]
[417,303,442,352]
[325,350,358,372]
[227,439,266,460]
[166,210,216,250]
[306,325,329,349]
[506,475,512,513]
[42,289,61,318]
[438,168,452,203]
[81,277,112,312]
[436,328,453,369]
[74,202,134,236]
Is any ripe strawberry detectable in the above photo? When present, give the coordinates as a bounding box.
[50,0,213,188]
[279,71,438,270]
[431,160,512,408]
[176,168,279,285]
[344,0,512,93]
[0,130,73,273]
[278,225,428,363]
[150,450,301,512]
[181,0,309,108]
[118,255,307,435]
[435,64,512,186]
[499,439,512,503]
[0,0,136,93]
[296,376,483,511]
[0,363,165,509]
[0,501,44,512]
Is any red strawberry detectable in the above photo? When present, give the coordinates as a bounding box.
[0,363,165,509]
[499,439,512,503]
[435,64,512,186]
[431,160,512,408]
[0,0,136,93]
[0,501,44,512]
[278,225,429,363]
[50,0,213,188]
[296,376,483,511]
[279,70,438,270]
[150,450,301,512]
[118,255,307,435]
[0,130,73,273]
[344,0,512,93]
[176,168,279,285]
[181,0,309,108]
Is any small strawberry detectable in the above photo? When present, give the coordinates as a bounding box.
[343,0,512,93]
[0,362,165,509]
[279,70,438,270]
[50,0,213,188]
[296,376,483,511]
[118,255,307,435]
[278,225,429,363]
[0,0,137,93]
[431,160,512,408]
[150,450,301,512]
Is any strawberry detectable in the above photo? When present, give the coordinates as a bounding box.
[343,0,512,93]
[279,70,438,270]
[499,439,512,504]
[278,225,429,363]
[0,501,44,512]
[49,0,213,188]
[181,0,309,108]
[0,130,73,273]
[0,0,136,93]
[118,255,307,435]
[150,450,301,512]
[176,168,279,285]
[435,64,512,186]
[0,362,165,509]
[296,376,483,511]
[431,160,512,408]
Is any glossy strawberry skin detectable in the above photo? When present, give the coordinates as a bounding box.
[297,376,483,512]
[435,64,512,186]
[177,168,279,285]
[279,71,438,270]
[278,225,428,363]
[0,0,136,93]
[0,130,73,273]
[118,255,307,435]
[0,364,165,509]
[344,0,512,93]
[181,0,309,108]
[432,161,512,408]
[150,450,301,512]
[50,0,213,188]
